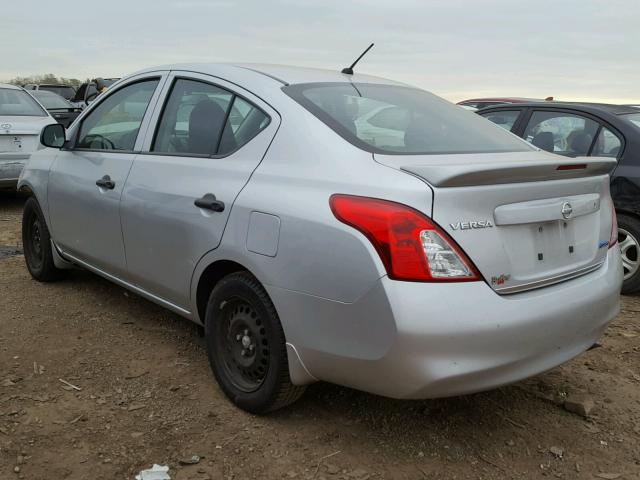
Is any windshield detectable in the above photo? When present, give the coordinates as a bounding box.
[283,82,533,155]
[39,85,76,100]
[0,88,47,116]
[32,91,72,109]
[622,112,640,129]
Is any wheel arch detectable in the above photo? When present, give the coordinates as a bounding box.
[194,259,250,325]
[192,257,317,386]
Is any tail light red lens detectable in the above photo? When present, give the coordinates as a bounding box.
[329,195,480,282]
[609,204,618,248]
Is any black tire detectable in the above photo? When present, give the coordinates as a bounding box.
[22,196,63,282]
[617,213,640,294]
[205,271,305,413]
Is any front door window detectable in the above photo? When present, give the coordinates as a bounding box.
[76,79,159,151]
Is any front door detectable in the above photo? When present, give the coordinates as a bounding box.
[120,73,279,308]
[48,76,164,277]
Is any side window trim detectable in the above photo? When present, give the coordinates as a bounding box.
[69,74,167,154]
[146,74,272,159]
[215,93,237,154]
[587,124,602,156]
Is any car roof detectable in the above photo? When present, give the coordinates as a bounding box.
[31,90,59,96]
[0,83,23,90]
[460,97,545,103]
[132,63,406,87]
[479,101,640,116]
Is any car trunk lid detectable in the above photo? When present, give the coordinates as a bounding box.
[375,151,616,294]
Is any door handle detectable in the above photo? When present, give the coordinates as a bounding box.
[194,193,225,212]
[96,175,115,190]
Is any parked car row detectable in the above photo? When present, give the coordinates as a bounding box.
[15,63,623,414]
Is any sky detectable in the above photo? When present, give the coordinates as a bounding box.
[3,0,639,103]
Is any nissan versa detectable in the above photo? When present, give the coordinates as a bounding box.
[19,64,622,413]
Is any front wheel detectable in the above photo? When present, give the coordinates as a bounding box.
[22,197,62,282]
[617,213,640,294]
[205,272,305,413]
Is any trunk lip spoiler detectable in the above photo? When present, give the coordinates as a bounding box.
[399,158,616,187]
[372,152,616,188]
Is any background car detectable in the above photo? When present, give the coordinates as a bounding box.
[0,83,54,190]
[70,78,120,109]
[478,102,640,293]
[27,90,82,127]
[23,83,76,101]
[458,96,554,109]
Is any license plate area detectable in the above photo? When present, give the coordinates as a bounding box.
[499,211,602,283]
[533,219,577,264]
[0,136,23,153]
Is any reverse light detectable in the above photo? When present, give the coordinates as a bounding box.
[609,204,618,248]
[329,195,480,282]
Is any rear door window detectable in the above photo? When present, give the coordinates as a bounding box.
[523,111,599,155]
[479,110,521,132]
[152,78,269,156]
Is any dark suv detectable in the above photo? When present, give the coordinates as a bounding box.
[478,102,640,293]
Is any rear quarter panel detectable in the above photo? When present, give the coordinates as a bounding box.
[190,101,435,313]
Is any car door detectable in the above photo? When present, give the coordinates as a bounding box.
[120,72,279,309]
[47,74,167,277]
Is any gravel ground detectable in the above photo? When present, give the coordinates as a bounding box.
[0,191,639,480]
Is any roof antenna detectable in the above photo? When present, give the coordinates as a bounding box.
[341,43,374,75]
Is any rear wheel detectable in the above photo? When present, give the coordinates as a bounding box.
[22,197,62,282]
[617,214,640,294]
[205,271,305,413]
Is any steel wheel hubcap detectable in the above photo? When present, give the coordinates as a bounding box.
[218,299,269,392]
[27,215,43,269]
[618,227,639,280]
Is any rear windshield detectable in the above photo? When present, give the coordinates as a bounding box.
[32,91,71,109]
[39,85,76,100]
[0,88,47,116]
[283,82,533,155]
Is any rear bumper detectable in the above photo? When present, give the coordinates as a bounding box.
[280,247,622,398]
[0,155,29,189]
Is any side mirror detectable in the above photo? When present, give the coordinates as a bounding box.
[41,123,66,149]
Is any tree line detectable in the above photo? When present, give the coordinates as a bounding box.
[6,73,88,87]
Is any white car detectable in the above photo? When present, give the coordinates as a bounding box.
[0,83,54,190]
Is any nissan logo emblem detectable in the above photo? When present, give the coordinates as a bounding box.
[561,202,573,219]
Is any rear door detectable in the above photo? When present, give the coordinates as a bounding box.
[120,72,279,308]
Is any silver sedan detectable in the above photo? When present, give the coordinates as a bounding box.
[19,64,622,413]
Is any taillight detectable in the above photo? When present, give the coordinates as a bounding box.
[329,195,480,282]
[609,204,618,248]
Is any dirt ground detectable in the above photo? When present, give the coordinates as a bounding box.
[0,191,638,480]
